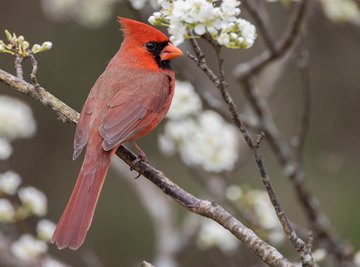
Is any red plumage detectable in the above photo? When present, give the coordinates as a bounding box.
[52,17,182,250]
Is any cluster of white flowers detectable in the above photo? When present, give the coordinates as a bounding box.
[0,173,50,220]
[197,219,240,252]
[40,0,257,47]
[0,96,36,141]
[19,186,48,216]
[41,0,118,28]
[159,81,239,173]
[0,171,56,261]
[0,179,56,261]
[0,94,58,262]
[166,81,203,119]
[319,0,360,25]
[149,0,256,48]
[0,95,36,161]
[0,171,22,195]
[11,234,48,261]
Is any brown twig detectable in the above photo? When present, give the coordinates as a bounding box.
[234,0,353,264]
[28,50,39,87]
[0,68,294,267]
[242,0,276,53]
[14,53,23,79]
[188,37,314,266]
[294,44,311,164]
[234,0,309,80]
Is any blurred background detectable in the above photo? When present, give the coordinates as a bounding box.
[1,0,360,266]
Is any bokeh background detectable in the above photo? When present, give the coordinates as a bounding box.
[1,0,360,266]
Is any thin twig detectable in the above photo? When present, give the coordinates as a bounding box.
[294,44,311,164]
[235,0,353,264]
[14,53,23,79]
[0,67,294,267]
[188,37,314,266]
[28,50,39,87]
[234,0,309,80]
[242,0,276,53]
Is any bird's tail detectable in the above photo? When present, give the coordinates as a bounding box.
[52,147,114,250]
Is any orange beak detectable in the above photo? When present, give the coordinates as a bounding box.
[160,43,183,61]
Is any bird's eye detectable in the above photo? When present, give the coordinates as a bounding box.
[146,42,156,51]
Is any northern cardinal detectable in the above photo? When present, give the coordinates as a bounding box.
[52,17,183,250]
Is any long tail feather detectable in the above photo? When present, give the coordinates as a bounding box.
[52,148,112,250]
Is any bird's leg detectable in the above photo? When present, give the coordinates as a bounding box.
[129,142,149,179]
[131,141,148,165]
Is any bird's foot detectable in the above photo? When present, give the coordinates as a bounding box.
[132,154,148,165]
[130,154,149,179]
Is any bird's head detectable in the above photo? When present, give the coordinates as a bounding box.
[118,17,183,70]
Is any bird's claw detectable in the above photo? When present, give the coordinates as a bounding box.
[130,154,148,179]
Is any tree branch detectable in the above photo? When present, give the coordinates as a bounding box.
[232,0,354,264]
[0,67,294,267]
[188,36,314,266]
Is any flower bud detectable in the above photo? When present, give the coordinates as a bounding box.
[31,44,41,53]
[17,35,24,44]
[41,41,52,51]
[22,41,30,50]
[5,30,12,41]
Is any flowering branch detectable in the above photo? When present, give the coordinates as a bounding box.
[0,68,294,267]
[188,37,314,267]
[232,0,353,265]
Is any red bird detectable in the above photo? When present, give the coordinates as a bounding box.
[52,17,183,250]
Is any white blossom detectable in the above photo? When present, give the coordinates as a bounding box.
[159,80,239,172]
[313,249,326,263]
[225,185,243,201]
[0,199,15,222]
[167,81,202,120]
[0,171,22,195]
[197,219,239,252]
[37,219,56,241]
[11,234,47,261]
[0,138,12,160]
[162,110,239,172]
[319,0,360,25]
[0,96,36,140]
[18,187,47,216]
[149,0,257,48]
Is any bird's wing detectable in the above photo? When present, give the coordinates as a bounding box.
[73,74,107,159]
[73,92,95,160]
[99,70,171,151]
